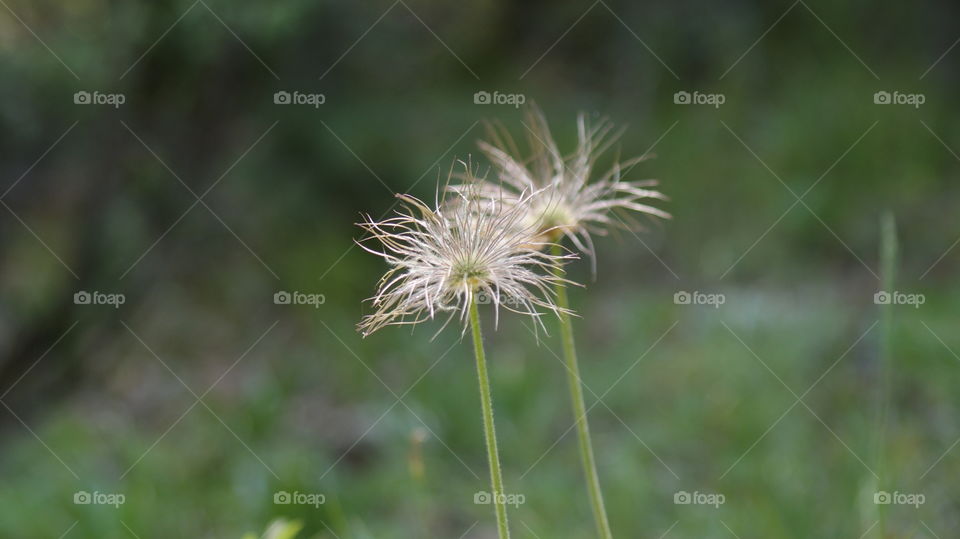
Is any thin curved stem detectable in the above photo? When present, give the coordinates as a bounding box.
[469,301,511,539]
[552,244,613,539]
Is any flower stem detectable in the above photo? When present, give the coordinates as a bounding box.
[552,244,613,539]
[875,212,897,537]
[469,300,511,539]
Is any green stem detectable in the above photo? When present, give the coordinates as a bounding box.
[875,212,897,537]
[552,244,613,539]
[469,301,511,539]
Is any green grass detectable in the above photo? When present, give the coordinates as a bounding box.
[1,280,957,538]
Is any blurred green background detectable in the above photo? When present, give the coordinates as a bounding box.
[1,0,959,537]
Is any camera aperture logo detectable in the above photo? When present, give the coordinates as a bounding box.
[874,290,924,308]
[273,490,325,508]
[473,90,526,108]
[74,91,125,108]
[874,490,924,508]
[274,90,326,108]
[674,90,725,108]
[474,491,525,508]
[274,290,325,308]
[74,490,125,508]
[74,290,125,308]
[674,490,725,508]
[873,91,924,108]
[674,290,725,308]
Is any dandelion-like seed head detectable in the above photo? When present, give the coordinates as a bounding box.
[356,164,576,337]
[470,105,670,269]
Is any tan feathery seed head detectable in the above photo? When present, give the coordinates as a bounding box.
[469,105,670,271]
[356,165,577,338]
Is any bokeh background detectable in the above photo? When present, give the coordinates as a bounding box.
[1,0,959,537]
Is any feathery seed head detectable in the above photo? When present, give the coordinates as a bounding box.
[471,105,670,268]
[356,165,576,337]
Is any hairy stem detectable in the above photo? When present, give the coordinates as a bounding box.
[552,244,613,539]
[469,301,511,539]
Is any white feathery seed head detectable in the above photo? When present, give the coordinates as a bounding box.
[466,105,670,272]
[356,163,577,338]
